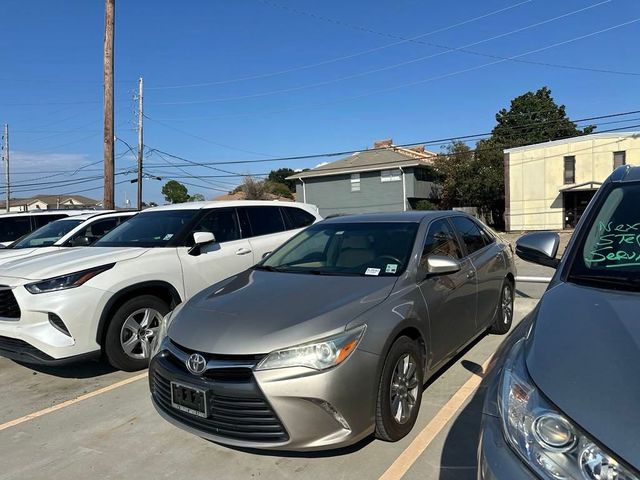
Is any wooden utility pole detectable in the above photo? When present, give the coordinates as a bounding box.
[136,76,144,210]
[103,0,115,209]
[3,124,9,213]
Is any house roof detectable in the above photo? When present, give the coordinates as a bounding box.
[504,131,640,154]
[286,142,436,180]
[0,194,100,209]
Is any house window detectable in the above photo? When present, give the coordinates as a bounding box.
[613,151,626,169]
[564,156,575,184]
[350,173,361,192]
[380,169,401,182]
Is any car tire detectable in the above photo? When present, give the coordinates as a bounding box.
[104,295,169,371]
[374,336,424,442]
[489,279,514,335]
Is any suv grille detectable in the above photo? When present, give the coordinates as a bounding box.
[151,359,288,443]
[0,287,20,318]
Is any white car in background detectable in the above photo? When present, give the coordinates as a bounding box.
[0,211,136,265]
[0,200,320,371]
[0,210,97,247]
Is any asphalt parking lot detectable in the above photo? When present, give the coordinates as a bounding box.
[0,258,546,480]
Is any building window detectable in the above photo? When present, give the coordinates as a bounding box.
[380,169,401,182]
[564,156,575,184]
[613,151,626,169]
[414,168,433,182]
[350,173,361,192]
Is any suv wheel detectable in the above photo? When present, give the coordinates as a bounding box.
[489,279,514,335]
[375,336,424,442]
[104,295,169,371]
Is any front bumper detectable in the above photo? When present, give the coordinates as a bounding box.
[149,340,380,451]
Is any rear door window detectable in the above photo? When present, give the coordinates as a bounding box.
[450,216,487,256]
[186,208,240,245]
[242,206,286,237]
[33,214,67,228]
[282,207,315,230]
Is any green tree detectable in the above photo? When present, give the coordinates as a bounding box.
[432,141,474,209]
[267,181,294,199]
[267,168,297,192]
[189,193,205,202]
[414,199,437,211]
[161,180,190,204]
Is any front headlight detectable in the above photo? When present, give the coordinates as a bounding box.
[499,339,638,480]
[150,310,174,358]
[255,325,366,371]
[24,263,115,294]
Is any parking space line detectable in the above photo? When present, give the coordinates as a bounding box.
[378,357,491,480]
[0,372,148,432]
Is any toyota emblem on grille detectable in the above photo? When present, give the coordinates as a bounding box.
[186,353,207,375]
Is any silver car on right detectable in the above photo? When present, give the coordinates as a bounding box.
[478,165,640,479]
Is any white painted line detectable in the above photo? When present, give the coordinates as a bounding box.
[0,372,148,432]
[378,357,491,480]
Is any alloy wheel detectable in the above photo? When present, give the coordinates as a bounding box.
[389,353,420,424]
[502,284,513,324]
[120,307,163,360]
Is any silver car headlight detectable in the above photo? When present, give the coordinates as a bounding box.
[150,310,175,358]
[255,325,366,371]
[24,264,115,294]
[499,339,638,480]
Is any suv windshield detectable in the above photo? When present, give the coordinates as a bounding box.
[94,210,197,248]
[259,222,419,276]
[570,182,640,290]
[12,218,83,249]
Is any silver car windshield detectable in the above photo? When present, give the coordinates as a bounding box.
[12,219,83,249]
[259,222,419,276]
[571,182,640,290]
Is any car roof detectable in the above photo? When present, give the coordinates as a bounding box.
[610,164,640,183]
[0,209,99,218]
[142,200,318,212]
[321,210,468,224]
[56,210,137,222]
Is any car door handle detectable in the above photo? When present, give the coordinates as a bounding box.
[466,270,476,279]
[235,248,252,256]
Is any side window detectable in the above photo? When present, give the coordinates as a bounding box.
[450,217,486,255]
[243,206,285,237]
[282,207,315,230]
[477,223,496,246]
[33,214,67,228]
[187,208,240,245]
[69,218,119,246]
[421,219,462,263]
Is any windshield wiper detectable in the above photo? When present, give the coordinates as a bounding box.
[252,265,286,272]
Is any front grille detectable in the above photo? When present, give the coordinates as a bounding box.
[151,358,288,443]
[0,288,20,318]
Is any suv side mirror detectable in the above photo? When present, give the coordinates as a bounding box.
[70,236,91,247]
[188,231,216,256]
[515,232,560,268]
[424,255,461,278]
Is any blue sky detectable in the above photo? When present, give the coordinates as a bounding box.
[1,0,639,205]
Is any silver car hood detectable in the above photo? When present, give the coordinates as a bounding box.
[526,282,640,471]
[168,269,396,355]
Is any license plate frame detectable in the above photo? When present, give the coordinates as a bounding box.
[170,381,208,418]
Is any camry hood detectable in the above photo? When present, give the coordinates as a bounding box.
[169,269,396,355]
[0,247,149,281]
[526,282,640,471]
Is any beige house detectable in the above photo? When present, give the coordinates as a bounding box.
[504,131,640,231]
[0,194,101,212]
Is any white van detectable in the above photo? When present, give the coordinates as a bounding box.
[0,201,320,370]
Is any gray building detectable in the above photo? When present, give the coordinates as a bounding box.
[287,139,440,217]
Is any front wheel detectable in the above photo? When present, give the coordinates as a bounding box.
[489,280,514,335]
[374,336,424,442]
[104,295,169,371]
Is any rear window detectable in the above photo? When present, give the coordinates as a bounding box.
[243,206,285,237]
[0,216,32,243]
[33,214,67,228]
[282,207,315,230]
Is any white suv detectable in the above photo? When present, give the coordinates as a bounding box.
[0,210,97,247]
[0,201,320,370]
[0,211,136,265]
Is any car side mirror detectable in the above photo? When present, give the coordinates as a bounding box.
[262,251,272,259]
[515,232,560,268]
[423,255,461,278]
[70,236,91,247]
[188,231,216,256]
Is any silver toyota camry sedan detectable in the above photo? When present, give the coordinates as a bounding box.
[148,211,516,451]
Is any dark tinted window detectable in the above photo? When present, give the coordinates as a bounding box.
[478,223,496,246]
[450,216,486,255]
[422,219,462,261]
[282,207,315,230]
[243,206,285,237]
[0,217,33,243]
[187,209,240,245]
[33,214,67,228]
[67,217,120,246]
[95,210,197,247]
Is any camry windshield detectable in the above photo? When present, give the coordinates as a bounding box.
[94,210,196,247]
[12,219,83,249]
[259,222,419,276]
[571,182,640,290]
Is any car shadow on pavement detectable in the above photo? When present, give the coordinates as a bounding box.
[14,357,118,379]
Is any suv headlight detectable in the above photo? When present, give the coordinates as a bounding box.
[150,311,174,358]
[499,339,638,480]
[255,325,365,371]
[24,264,115,294]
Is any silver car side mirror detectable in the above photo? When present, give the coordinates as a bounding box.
[426,255,462,276]
[188,231,216,256]
[515,232,560,268]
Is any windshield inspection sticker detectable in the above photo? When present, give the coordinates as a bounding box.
[365,267,381,276]
[385,264,398,274]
